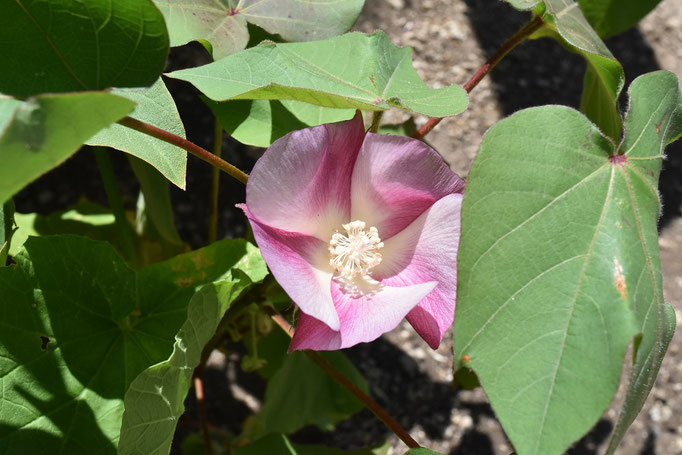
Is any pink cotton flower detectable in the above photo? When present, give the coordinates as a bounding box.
[239,112,465,351]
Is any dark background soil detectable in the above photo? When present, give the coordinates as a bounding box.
[13,0,682,454]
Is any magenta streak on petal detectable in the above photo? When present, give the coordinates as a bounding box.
[240,205,340,331]
[290,280,436,351]
[350,132,466,240]
[374,194,463,349]
[246,112,365,242]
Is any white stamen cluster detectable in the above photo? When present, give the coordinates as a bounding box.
[329,220,384,280]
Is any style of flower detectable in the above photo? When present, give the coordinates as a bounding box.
[239,113,465,351]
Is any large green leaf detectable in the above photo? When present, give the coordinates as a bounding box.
[87,79,187,189]
[0,0,169,97]
[205,98,355,147]
[453,71,680,455]
[542,0,624,140]
[118,248,267,455]
[0,92,136,204]
[248,350,368,438]
[576,0,662,38]
[154,0,364,60]
[168,32,468,118]
[604,72,681,453]
[0,235,264,453]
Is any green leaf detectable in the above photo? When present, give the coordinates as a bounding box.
[0,0,169,97]
[454,71,681,455]
[503,0,542,9]
[0,235,265,452]
[604,71,681,453]
[542,0,625,140]
[234,434,386,455]
[154,0,364,60]
[0,92,136,204]
[168,31,468,118]
[87,79,187,189]
[205,98,355,147]
[576,0,662,38]
[118,249,267,455]
[129,156,183,246]
[248,351,368,437]
[9,200,117,257]
[0,200,15,265]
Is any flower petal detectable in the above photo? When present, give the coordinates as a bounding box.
[290,280,436,351]
[350,133,465,239]
[246,112,366,242]
[374,193,462,349]
[240,206,339,331]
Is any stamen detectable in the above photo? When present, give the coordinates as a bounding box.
[328,220,384,281]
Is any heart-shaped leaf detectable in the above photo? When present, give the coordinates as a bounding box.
[154,0,364,60]
[0,0,169,97]
[454,71,681,455]
[168,32,468,118]
[0,235,264,452]
[0,93,136,204]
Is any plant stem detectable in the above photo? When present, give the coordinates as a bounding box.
[412,14,545,140]
[193,373,214,455]
[269,312,420,449]
[208,120,223,243]
[93,147,137,262]
[117,116,249,185]
[369,110,384,133]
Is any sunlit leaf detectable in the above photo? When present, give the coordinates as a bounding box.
[0,93,135,204]
[0,0,169,97]
[154,0,364,60]
[87,79,187,189]
[454,71,681,455]
[168,32,468,118]
[205,98,354,147]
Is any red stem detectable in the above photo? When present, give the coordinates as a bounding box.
[269,312,420,449]
[413,14,545,140]
[117,116,249,185]
[194,374,214,455]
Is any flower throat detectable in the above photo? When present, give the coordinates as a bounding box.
[328,220,384,280]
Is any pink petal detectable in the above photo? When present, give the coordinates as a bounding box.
[246,112,366,242]
[290,280,437,351]
[374,194,463,349]
[240,206,340,331]
[350,133,465,239]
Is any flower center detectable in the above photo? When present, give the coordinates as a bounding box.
[328,220,384,280]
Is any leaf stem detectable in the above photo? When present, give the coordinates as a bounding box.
[208,120,223,243]
[269,312,420,449]
[93,147,137,262]
[412,14,545,140]
[369,110,384,133]
[193,373,214,455]
[117,116,249,185]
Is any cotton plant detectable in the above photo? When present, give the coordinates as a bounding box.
[0,1,680,455]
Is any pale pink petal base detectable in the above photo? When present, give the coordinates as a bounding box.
[240,205,339,331]
[290,280,437,351]
[375,194,463,348]
[246,112,365,242]
[350,133,466,239]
